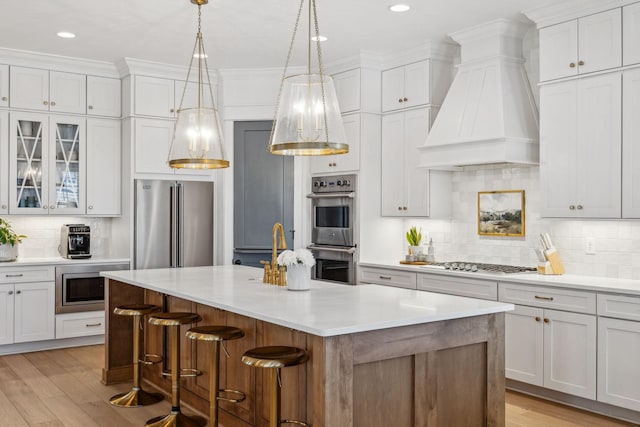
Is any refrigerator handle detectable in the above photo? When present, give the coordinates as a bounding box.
[176,182,183,267]
[170,184,178,268]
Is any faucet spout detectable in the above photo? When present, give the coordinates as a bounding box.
[272,222,287,268]
[263,222,287,285]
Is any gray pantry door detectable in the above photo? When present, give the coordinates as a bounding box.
[233,121,294,267]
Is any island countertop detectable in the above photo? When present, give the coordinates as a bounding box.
[102,264,513,337]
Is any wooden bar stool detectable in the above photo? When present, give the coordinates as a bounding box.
[146,312,203,427]
[110,304,164,407]
[186,325,247,427]
[241,346,310,427]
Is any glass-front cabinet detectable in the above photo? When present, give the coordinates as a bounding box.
[9,113,85,214]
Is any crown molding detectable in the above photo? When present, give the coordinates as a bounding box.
[523,0,636,28]
[0,47,119,77]
[381,40,458,70]
[324,51,384,74]
[117,57,218,84]
[217,65,306,81]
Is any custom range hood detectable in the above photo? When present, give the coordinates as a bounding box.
[419,19,539,170]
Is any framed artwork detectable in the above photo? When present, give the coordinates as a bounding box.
[478,190,525,237]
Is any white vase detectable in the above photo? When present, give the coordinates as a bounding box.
[409,245,423,255]
[286,264,311,291]
[0,243,18,262]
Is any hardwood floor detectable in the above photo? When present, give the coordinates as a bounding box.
[0,345,636,427]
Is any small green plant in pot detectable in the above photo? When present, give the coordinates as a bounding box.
[0,218,26,262]
[406,226,423,255]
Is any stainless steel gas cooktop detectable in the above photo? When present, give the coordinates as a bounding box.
[422,262,537,274]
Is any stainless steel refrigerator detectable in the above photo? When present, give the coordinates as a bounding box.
[134,179,214,269]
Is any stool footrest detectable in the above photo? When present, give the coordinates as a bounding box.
[217,388,246,403]
[161,368,202,378]
[139,354,163,365]
[281,420,311,427]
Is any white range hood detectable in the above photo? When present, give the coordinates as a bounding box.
[419,19,539,170]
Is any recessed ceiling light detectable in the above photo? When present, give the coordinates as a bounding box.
[311,35,328,42]
[56,31,76,39]
[389,4,410,12]
[193,53,208,58]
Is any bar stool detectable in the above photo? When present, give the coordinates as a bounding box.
[146,312,203,427]
[110,304,164,407]
[186,326,246,427]
[241,346,310,427]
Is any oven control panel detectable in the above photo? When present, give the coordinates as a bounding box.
[311,174,357,193]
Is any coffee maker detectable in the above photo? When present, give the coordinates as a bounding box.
[59,224,91,259]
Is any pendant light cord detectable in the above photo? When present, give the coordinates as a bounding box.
[311,0,330,144]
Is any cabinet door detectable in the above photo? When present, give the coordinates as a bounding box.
[505,305,544,386]
[403,60,430,109]
[543,309,596,399]
[10,66,49,111]
[575,73,621,218]
[403,108,430,216]
[333,114,360,172]
[623,69,640,218]
[333,69,360,113]
[598,317,640,411]
[539,20,578,81]
[87,119,121,215]
[0,284,14,345]
[624,2,640,66]
[134,118,175,175]
[87,76,121,117]
[134,76,175,118]
[0,64,8,108]
[49,71,86,114]
[381,112,406,215]
[13,281,55,343]
[578,8,622,75]
[50,116,85,215]
[9,113,49,214]
[309,154,337,175]
[0,111,8,214]
[382,66,405,112]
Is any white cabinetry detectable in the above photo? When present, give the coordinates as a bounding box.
[55,311,105,338]
[540,72,621,218]
[86,119,121,215]
[597,293,640,411]
[623,68,640,218]
[0,111,8,214]
[310,114,360,174]
[0,64,8,107]
[539,9,622,81]
[624,2,640,66]
[381,108,451,217]
[382,60,430,112]
[87,76,121,117]
[417,273,497,300]
[500,283,597,400]
[10,67,86,114]
[134,118,175,175]
[358,266,417,289]
[333,69,360,113]
[0,267,55,345]
[134,75,175,118]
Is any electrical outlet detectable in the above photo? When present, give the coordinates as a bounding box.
[586,237,596,255]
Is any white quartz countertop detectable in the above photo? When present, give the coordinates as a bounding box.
[359,261,640,296]
[0,257,130,267]
[102,265,513,337]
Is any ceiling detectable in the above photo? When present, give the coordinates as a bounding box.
[0,0,564,69]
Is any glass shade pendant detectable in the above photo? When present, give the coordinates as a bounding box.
[269,0,348,156]
[168,0,228,169]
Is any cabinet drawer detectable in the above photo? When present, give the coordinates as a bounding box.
[55,311,105,338]
[499,282,596,314]
[418,273,497,300]
[358,267,416,289]
[598,293,640,321]
[0,266,55,283]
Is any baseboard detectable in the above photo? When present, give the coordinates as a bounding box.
[0,335,104,356]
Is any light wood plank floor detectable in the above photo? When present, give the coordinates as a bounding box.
[0,345,636,427]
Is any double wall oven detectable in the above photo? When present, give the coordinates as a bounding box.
[308,174,357,285]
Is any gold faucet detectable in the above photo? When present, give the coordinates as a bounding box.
[261,222,287,285]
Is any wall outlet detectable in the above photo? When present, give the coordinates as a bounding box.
[586,237,596,255]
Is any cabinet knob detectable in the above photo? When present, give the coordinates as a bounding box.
[398,206,402,211]
[43,206,48,210]
[577,205,583,210]
[543,318,549,323]
[569,205,575,210]
[16,290,21,295]
[569,62,576,68]
[535,316,541,322]
[403,97,408,102]
[50,205,55,209]
[43,100,49,105]
[398,98,403,103]
[1,204,6,209]
[88,105,94,110]
[50,101,56,106]
[7,291,13,295]
[1,96,6,101]
[88,205,93,210]
[170,108,175,113]
[578,60,584,66]
[403,206,407,211]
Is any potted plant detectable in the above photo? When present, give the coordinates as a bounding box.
[0,218,26,262]
[277,248,316,291]
[406,226,423,255]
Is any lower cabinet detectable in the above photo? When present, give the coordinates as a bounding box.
[358,266,417,289]
[55,311,105,338]
[0,281,55,345]
[417,273,497,300]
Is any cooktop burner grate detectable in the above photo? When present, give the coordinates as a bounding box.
[429,262,537,274]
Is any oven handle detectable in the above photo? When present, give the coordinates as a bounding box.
[307,245,356,254]
[306,192,355,199]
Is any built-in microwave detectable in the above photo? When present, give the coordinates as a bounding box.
[55,263,129,314]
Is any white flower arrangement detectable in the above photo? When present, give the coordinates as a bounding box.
[277,248,316,268]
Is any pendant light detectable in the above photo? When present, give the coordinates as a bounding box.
[269,0,348,156]
[168,0,228,169]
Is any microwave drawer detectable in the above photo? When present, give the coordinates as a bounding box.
[0,266,55,283]
[55,311,105,338]
[499,282,596,314]
[359,267,417,289]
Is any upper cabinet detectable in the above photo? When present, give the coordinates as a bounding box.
[0,65,8,108]
[10,67,87,114]
[333,69,361,113]
[0,111,8,214]
[86,119,121,215]
[539,8,622,82]
[623,68,640,218]
[382,60,430,112]
[134,75,175,118]
[624,2,640,66]
[310,114,361,174]
[87,76,121,118]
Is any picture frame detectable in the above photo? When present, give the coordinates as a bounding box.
[478,190,525,237]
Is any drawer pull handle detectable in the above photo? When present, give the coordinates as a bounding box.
[534,295,554,301]
[379,275,392,280]
[5,274,23,278]
[86,323,102,327]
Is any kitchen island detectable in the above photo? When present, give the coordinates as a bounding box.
[102,265,513,427]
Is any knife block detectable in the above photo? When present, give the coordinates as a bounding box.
[539,249,565,275]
